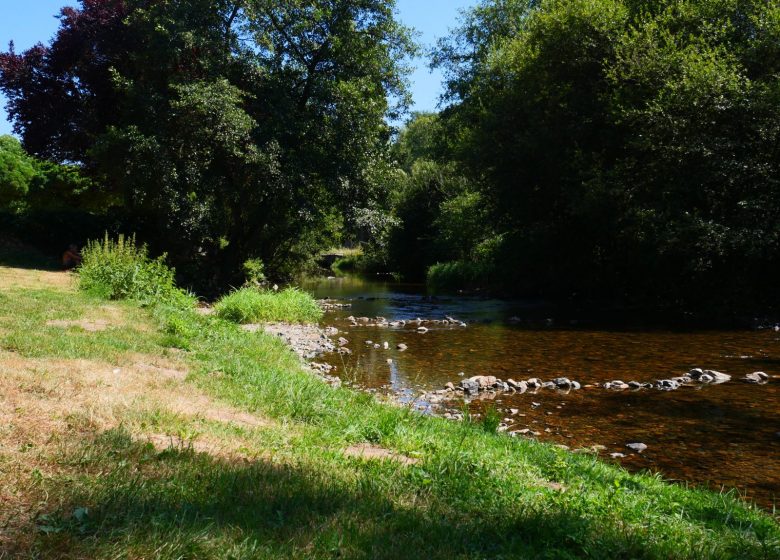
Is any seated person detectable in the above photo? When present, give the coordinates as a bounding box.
[62,244,82,269]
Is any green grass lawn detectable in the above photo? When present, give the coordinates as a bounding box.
[1,247,778,559]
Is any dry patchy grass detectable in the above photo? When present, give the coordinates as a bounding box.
[0,265,74,291]
[0,336,273,553]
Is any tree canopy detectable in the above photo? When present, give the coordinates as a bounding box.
[395,0,780,310]
[0,0,415,287]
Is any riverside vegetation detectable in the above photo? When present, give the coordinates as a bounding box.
[2,0,779,313]
[1,239,779,558]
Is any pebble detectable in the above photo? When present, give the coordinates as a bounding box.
[626,443,647,453]
[745,371,769,384]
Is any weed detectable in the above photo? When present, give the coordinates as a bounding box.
[78,233,194,307]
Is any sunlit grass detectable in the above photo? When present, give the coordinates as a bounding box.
[1,247,778,559]
[214,287,323,324]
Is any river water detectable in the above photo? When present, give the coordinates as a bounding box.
[301,274,780,512]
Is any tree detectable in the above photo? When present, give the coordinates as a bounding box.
[0,0,415,286]
[430,0,780,308]
[0,135,36,208]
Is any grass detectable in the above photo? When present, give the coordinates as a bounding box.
[0,244,778,559]
[214,286,323,324]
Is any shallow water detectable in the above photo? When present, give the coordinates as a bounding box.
[301,275,780,511]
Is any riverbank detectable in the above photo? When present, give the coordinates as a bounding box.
[1,252,778,558]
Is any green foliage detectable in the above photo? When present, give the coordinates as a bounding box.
[408,0,780,307]
[78,234,193,307]
[1,0,417,287]
[386,150,492,281]
[0,135,36,208]
[0,134,99,217]
[242,258,266,286]
[391,112,448,172]
[427,260,494,293]
[214,287,323,324]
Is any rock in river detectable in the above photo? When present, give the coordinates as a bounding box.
[553,377,572,389]
[626,443,647,453]
[656,379,680,391]
[507,379,528,393]
[459,379,480,395]
[470,375,498,389]
[745,371,769,384]
[689,368,730,384]
[605,380,629,390]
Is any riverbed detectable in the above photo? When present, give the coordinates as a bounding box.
[301,274,780,511]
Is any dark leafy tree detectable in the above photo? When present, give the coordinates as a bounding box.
[0,0,415,287]
[426,0,780,310]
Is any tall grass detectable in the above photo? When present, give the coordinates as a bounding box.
[78,233,193,307]
[214,286,323,324]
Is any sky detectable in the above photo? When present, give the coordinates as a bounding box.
[0,0,477,136]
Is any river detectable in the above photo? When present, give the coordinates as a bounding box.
[301,274,780,512]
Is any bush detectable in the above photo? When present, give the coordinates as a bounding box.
[426,260,493,292]
[79,233,193,307]
[242,258,266,286]
[214,287,323,324]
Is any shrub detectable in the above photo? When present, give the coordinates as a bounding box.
[79,233,193,307]
[242,258,266,286]
[426,260,493,292]
[214,287,323,324]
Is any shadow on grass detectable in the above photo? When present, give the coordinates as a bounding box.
[28,430,671,560]
[0,244,60,271]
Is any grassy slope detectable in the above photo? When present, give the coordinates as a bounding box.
[0,250,778,559]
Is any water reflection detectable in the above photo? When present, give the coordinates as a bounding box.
[301,275,780,511]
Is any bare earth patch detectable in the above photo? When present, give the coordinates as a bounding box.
[46,318,111,332]
[343,443,420,466]
[145,433,259,461]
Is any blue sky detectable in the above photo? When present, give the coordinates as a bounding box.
[0,0,476,136]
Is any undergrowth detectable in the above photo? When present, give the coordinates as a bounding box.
[78,233,194,307]
[214,286,323,324]
[426,260,493,292]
